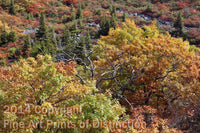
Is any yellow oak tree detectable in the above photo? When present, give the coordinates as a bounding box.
[93,19,200,131]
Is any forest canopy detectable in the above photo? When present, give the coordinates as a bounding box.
[0,0,200,132]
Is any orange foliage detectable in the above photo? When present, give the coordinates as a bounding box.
[82,10,90,17]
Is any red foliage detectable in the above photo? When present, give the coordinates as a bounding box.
[176,1,187,9]
[7,42,17,48]
[184,18,199,27]
[33,20,40,27]
[27,2,46,15]
[158,15,173,21]
[0,47,8,51]
[189,28,200,39]
[157,2,167,10]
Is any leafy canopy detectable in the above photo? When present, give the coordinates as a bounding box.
[0,55,125,133]
[94,19,200,112]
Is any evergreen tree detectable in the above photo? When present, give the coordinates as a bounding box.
[39,40,47,54]
[109,5,117,29]
[62,23,86,63]
[23,34,31,56]
[95,9,101,16]
[8,29,17,42]
[98,15,111,36]
[62,25,72,46]
[1,0,7,9]
[173,11,184,37]
[122,11,126,22]
[76,3,83,19]
[24,34,31,48]
[63,23,77,55]
[0,23,8,45]
[36,13,48,39]
[71,8,76,21]
[74,36,85,61]
[50,24,57,45]
[0,30,8,44]
[70,20,79,34]
[0,30,8,45]
[44,38,56,55]
[109,5,117,19]
[78,17,83,29]
[32,13,57,56]
[32,39,55,56]
[85,28,91,50]
[27,13,34,20]
[62,25,75,58]
[9,0,16,15]
[146,4,152,12]
[110,14,117,29]
[31,40,41,57]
